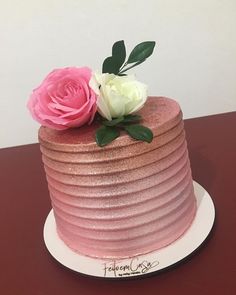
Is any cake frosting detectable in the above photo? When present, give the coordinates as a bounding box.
[39,96,196,259]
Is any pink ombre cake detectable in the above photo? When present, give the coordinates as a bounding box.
[39,97,197,259]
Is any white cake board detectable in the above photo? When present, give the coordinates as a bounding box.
[43,181,215,278]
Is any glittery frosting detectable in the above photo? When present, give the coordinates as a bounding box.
[39,97,197,259]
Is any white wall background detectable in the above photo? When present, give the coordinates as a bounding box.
[0,0,236,148]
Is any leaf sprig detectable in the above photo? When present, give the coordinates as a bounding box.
[96,40,156,147]
[102,40,156,75]
[95,114,153,147]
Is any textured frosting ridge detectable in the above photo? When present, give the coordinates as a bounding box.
[39,97,196,259]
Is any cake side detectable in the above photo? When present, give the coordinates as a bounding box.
[39,96,197,259]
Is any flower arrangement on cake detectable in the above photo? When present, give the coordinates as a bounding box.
[28,40,156,146]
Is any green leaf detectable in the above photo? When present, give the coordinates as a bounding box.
[122,114,142,123]
[124,124,153,143]
[102,56,121,74]
[102,117,124,127]
[102,40,126,74]
[95,126,120,147]
[112,40,126,67]
[127,41,156,64]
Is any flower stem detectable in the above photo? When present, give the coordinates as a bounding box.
[119,59,145,74]
[119,62,138,74]
[119,62,128,73]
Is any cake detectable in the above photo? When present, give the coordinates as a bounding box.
[39,96,197,259]
[27,40,197,260]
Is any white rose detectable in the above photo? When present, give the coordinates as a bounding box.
[89,73,147,121]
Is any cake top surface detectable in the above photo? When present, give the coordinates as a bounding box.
[39,97,181,151]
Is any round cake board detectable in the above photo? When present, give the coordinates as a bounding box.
[43,181,215,278]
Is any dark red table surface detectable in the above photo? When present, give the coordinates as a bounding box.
[1,112,236,295]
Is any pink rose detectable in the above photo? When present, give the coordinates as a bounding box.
[27,67,97,130]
